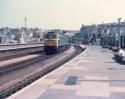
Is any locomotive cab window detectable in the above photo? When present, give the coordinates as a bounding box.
[44,34,57,39]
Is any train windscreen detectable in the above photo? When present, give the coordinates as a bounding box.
[45,34,57,39]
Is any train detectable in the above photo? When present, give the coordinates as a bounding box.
[44,30,70,54]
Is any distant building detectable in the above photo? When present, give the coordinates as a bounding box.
[0,33,9,44]
[79,21,125,46]
[79,24,97,44]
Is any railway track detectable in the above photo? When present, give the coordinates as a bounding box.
[0,52,47,76]
[0,46,84,98]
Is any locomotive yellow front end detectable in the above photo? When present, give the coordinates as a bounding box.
[44,39,57,46]
[44,32,59,54]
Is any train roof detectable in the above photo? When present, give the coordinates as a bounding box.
[47,31,64,35]
[46,30,69,37]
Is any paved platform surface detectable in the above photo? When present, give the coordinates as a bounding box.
[8,46,125,99]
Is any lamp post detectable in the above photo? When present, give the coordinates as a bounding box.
[24,16,27,44]
[117,18,121,48]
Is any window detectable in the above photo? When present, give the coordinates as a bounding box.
[45,34,57,39]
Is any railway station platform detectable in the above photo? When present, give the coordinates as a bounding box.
[0,44,43,51]
[8,45,125,99]
[0,44,43,60]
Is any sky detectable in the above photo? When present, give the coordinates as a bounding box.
[0,0,125,30]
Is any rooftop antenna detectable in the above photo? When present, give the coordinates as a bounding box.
[24,16,27,34]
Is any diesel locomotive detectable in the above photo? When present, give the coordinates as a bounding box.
[44,30,69,54]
